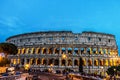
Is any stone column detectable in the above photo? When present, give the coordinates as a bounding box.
[47,48,49,54]
[53,47,55,54]
[84,47,86,54]
[72,47,74,55]
[72,58,74,67]
[59,58,61,66]
[78,48,80,55]
[66,47,68,54]
[59,47,62,55]
[36,58,38,65]
[66,59,68,67]
[41,48,43,54]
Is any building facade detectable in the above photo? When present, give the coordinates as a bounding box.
[6,31,120,74]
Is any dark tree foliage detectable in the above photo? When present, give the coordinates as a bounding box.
[106,66,116,76]
[0,43,18,55]
[79,57,83,73]
[0,57,10,67]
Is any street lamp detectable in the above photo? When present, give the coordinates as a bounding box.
[62,54,67,59]
[50,64,53,73]
[100,66,103,77]
[114,68,116,80]
[24,64,30,72]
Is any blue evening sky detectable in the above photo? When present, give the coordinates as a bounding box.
[0,0,120,53]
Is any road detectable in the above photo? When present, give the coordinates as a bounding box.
[29,72,66,80]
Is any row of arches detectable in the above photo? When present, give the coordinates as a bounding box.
[18,47,118,55]
[11,58,119,66]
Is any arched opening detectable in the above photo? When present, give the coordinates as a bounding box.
[100,59,103,66]
[43,59,47,65]
[48,48,53,54]
[93,48,97,54]
[82,59,86,66]
[37,48,41,54]
[54,59,59,66]
[68,59,72,66]
[37,59,41,65]
[55,48,59,54]
[26,59,30,64]
[74,59,79,66]
[62,59,66,66]
[22,48,25,54]
[18,49,21,54]
[74,48,78,55]
[31,59,35,65]
[25,48,29,54]
[94,59,98,66]
[48,58,54,65]
[68,48,72,54]
[88,59,92,66]
[42,48,47,54]
[81,48,84,54]
[87,48,91,54]
[99,48,103,54]
[62,48,65,54]
[21,59,24,65]
[32,48,35,54]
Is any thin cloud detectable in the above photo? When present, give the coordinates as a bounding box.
[0,16,26,28]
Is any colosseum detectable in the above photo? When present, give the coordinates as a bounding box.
[6,31,120,75]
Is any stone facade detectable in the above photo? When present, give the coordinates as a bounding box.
[6,31,119,74]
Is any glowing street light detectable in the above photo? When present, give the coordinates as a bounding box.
[62,54,67,59]
[24,64,30,70]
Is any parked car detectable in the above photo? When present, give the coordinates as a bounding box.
[2,73,9,76]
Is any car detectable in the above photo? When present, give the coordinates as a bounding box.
[2,73,9,76]
[15,71,22,75]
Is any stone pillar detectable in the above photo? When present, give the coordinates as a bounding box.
[78,48,80,55]
[53,47,55,54]
[72,58,74,67]
[66,47,68,54]
[30,58,33,65]
[84,47,86,54]
[41,48,43,54]
[66,59,68,67]
[59,58,61,66]
[59,47,62,55]
[36,58,38,65]
[72,48,74,55]
[47,48,49,54]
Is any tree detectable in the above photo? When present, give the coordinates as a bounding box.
[0,42,17,67]
[0,57,10,67]
[0,43,18,55]
[106,66,116,76]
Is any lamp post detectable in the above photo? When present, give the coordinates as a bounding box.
[100,66,103,77]
[114,68,116,79]
[50,64,53,73]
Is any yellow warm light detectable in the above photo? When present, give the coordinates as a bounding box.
[0,56,2,62]
[13,59,16,64]
[24,64,30,70]
[62,54,67,59]
[50,64,53,67]
[90,48,92,54]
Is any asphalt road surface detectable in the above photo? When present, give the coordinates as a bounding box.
[29,72,66,80]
